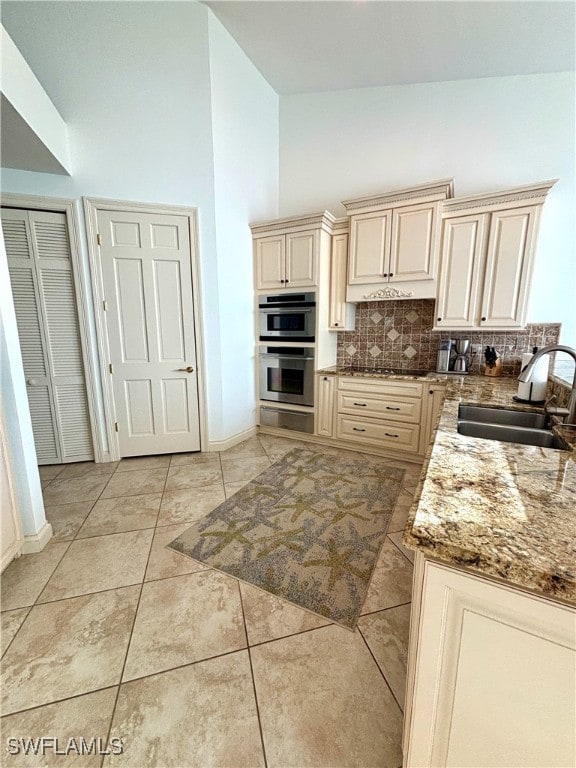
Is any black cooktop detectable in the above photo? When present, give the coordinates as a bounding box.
[340,366,429,377]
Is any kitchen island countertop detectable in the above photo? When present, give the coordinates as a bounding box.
[316,366,575,604]
[401,374,576,606]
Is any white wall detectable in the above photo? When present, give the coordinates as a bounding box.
[0,24,71,174]
[208,14,279,440]
[280,73,576,346]
[0,1,264,444]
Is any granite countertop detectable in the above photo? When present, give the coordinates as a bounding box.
[317,365,442,381]
[318,366,575,603]
[400,375,576,606]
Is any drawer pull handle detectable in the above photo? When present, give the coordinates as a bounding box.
[385,433,399,438]
[353,427,366,432]
[385,406,401,411]
[353,402,367,406]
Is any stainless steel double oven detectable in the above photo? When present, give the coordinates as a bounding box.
[258,292,316,433]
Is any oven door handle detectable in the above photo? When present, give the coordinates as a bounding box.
[260,354,315,360]
[259,308,314,314]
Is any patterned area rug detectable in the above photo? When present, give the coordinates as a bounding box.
[168,449,405,629]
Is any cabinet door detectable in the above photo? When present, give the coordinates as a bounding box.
[435,214,487,330]
[348,211,391,284]
[390,202,439,282]
[255,235,285,290]
[419,384,445,454]
[329,232,349,329]
[315,375,335,437]
[286,231,317,287]
[406,560,576,768]
[480,206,539,329]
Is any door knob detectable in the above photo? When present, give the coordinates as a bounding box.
[26,378,37,386]
[178,366,195,373]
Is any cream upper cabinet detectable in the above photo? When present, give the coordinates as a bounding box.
[251,212,336,291]
[348,211,391,284]
[390,202,439,282]
[348,203,440,285]
[343,180,454,302]
[435,214,487,329]
[286,231,317,287]
[329,221,355,331]
[435,181,556,331]
[480,206,539,329]
[254,231,315,289]
[255,235,285,290]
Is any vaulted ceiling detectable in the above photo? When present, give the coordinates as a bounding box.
[204,1,575,94]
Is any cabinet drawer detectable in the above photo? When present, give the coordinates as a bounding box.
[338,392,421,424]
[338,376,424,399]
[336,415,420,453]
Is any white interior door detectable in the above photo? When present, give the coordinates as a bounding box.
[97,209,201,456]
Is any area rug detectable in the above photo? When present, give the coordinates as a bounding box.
[168,449,405,629]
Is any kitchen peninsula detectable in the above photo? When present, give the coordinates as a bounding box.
[401,373,575,768]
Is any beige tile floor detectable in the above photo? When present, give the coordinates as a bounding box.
[1,435,420,768]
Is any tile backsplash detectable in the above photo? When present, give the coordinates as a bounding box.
[336,299,561,376]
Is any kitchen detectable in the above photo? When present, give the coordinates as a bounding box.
[1,2,575,766]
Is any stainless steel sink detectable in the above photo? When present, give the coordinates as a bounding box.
[457,420,567,449]
[457,404,568,450]
[457,405,549,429]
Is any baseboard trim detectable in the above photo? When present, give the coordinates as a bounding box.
[21,522,53,554]
[208,426,257,452]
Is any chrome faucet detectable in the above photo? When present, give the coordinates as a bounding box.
[518,344,576,424]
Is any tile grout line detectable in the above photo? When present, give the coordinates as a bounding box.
[247,621,334,650]
[237,582,269,768]
[358,600,412,621]
[357,624,405,715]
[0,606,32,662]
[387,534,415,567]
[98,465,170,768]
[1,685,121,722]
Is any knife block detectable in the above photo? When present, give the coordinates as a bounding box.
[484,358,502,377]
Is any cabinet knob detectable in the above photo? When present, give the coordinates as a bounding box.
[323,377,328,381]
[334,322,339,326]
[389,272,394,277]
[481,316,486,321]
[285,279,290,284]
[383,273,388,277]
[437,317,442,322]
[429,390,434,395]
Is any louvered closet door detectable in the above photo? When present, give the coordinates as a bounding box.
[2,208,93,464]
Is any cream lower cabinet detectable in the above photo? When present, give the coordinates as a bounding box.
[435,181,556,331]
[335,377,423,454]
[404,555,576,768]
[315,374,336,437]
[419,383,446,454]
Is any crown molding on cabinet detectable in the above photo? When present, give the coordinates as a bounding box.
[442,180,558,216]
[250,210,336,236]
[342,178,455,215]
